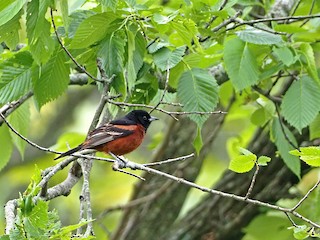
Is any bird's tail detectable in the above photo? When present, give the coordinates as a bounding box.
[54,144,83,160]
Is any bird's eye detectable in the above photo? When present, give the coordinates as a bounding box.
[143,116,147,121]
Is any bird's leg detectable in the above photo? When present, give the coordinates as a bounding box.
[109,152,127,169]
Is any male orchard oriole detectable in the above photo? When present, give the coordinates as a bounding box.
[54,110,158,160]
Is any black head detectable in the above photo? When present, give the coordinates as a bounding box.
[125,110,158,130]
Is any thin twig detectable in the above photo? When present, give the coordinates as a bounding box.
[50,8,103,83]
[291,178,320,211]
[232,13,320,26]
[285,212,299,228]
[150,64,170,114]
[143,153,194,167]
[108,100,225,119]
[0,92,33,125]
[245,163,260,199]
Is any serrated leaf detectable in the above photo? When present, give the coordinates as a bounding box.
[170,19,198,48]
[258,156,271,166]
[0,0,25,26]
[0,125,13,171]
[126,27,146,93]
[98,32,125,76]
[290,147,320,167]
[33,46,69,108]
[101,0,118,11]
[153,11,178,24]
[8,102,30,160]
[224,37,260,91]
[281,76,320,133]
[70,12,118,49]
[0,51,33,103]
[0,10,23,49]
[309,114,320,140]
[236,26,283,45]
[273,46,296,67]
[300,43,319,84]
[177,68,219,127]
[153,46,186,71]
[193,127,203,155]
[229,153,256,173]
[271,118,300,178]
[26,0,55,64]
[147,41,170,54]
[59,0,69,34]
[68,10,96,38]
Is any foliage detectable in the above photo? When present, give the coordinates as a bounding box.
[0,0,320,239]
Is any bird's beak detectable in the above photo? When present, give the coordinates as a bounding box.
[149,116,159,122]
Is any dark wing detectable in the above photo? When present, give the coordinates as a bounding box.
[83,124,134,149]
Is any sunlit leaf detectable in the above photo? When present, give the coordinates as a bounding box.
[229,151,256,173]
[257,156,271,166]
[0,0,25,26]
[0,125,13,171]
[290,147,320,167]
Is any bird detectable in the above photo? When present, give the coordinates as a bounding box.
[54,110,158,160]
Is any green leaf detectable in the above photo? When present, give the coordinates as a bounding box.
[271,118,300,178]
[153,46,186,71]
[51,220,92,239]
[126,27,146,93]
[98,32,125,77]
[281,76,320,133]
[0,0,25,26]
[147,41,170,54]
[59,0,69,33]
[68,10,96,38]
[236,26,283,45]
[153,11,178,24]
[26,0,55,64]
[251,107,266,126]
[300,43,320,84]
[8,102,30,160]
[257,156,271,166]
[0,51,33,103]
[229,151,257,173]
[290,147,320,167]
[309,114,320,140]
[101,0,118,11]
[0,125,13,171]
[224,37,260,91]
[289,225,309,239]
[0,10,23,49]
[33,46,69,108]
[273,46,296,67]
[177,68,219,127]
[193,127,203,155]
[70,12,119,49]
[170,19,198,48]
